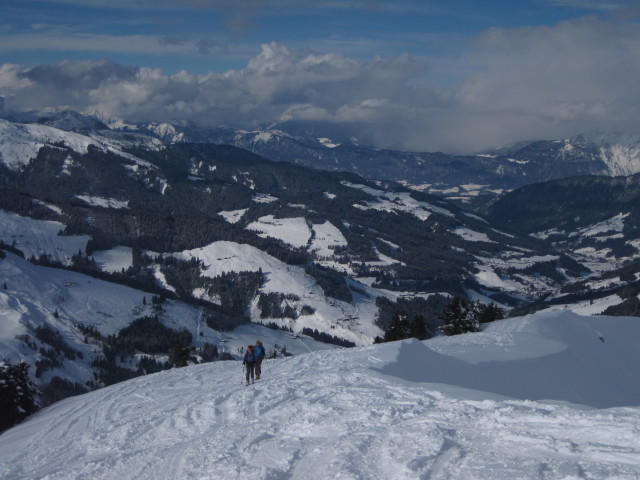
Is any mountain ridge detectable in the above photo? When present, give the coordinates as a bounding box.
[5,109,640,203]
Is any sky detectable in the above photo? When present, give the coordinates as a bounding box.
[1,0,640,153]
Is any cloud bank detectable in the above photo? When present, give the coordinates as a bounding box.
[2,16,640,153]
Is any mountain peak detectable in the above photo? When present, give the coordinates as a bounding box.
[37,109,108,131]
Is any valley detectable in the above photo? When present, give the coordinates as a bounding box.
[1,112,640,409]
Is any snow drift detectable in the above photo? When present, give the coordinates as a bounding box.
[383,311,640,409]
[2,312,640,479]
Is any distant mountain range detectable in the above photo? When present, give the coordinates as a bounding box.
[137,122,640,205]
[137,121,640,204]
[8,108,640,203]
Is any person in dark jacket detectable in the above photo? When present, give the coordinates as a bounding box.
[243,345,257,385]
[254,340,265,379]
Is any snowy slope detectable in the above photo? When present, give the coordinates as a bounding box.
[0,251,341,392]
[175,241,384,344]
[1,311,640,479]
[246,215,312,248]
[0,119,97,171]
[0,118,162,172]
[0,251,200,385]
[0,209,90,264]
[588,131,640,176]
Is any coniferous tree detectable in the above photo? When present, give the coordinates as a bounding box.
[199,343,218,362]
[439,298,480,336]
[411,314,428,340]
[478,302,505,324]
[0,360,38,432]
[383,313,413,342]
[169,343,192,368]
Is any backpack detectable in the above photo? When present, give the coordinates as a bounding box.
[245,350,255,363]
[254,345,264,358]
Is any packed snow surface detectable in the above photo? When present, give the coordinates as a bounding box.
[2,311,640,479]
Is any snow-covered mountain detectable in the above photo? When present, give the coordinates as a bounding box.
[6,109,640,202]
[119,120,640,203]
[0,118,163,172]
[4,113,640,415]
[0,249,340,403]
[0,115,575,307]
[483,172,640,315]
[1,311,640,479]
[0,116,638,326]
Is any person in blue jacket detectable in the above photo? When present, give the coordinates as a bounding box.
[254,340,266,379]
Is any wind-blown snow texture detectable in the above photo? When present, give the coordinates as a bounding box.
[1,312,640,479]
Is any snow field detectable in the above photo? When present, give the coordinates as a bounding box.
[1,332,640,479]
[218,208,248,224]
[343,181,454,222]
[246,215,311,248]
[0,119,162,173]
[0,249,349,400]
[0,120,94,171]
[0,210,90,265]
[92,246,133,273]
[452,227,495,243]
[309,220,348,258]
[2,251,640,479]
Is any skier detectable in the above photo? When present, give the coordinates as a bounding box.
[254,340,266,379]
[242,345,257,385]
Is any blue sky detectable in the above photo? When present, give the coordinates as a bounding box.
[1,0,622,75]
[1,0,639,152]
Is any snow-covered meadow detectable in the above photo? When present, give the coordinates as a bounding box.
[175,241,383,345]
[0,251,341,391]
[1,311,640,479]
[0,210,90,265]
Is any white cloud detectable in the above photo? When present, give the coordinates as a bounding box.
[446,16,640,149]
[2,15,640,153]
[0,64,33,93]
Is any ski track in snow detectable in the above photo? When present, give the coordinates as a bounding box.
[2,339,640,480]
